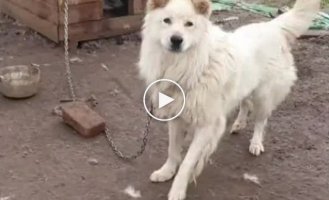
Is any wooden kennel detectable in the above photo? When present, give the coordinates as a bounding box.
[0,0,146,44]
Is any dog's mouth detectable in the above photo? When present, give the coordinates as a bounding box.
[169,47,182,53]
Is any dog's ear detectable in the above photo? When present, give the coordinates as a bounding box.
[146,0,169,12]
[191,0,212,17]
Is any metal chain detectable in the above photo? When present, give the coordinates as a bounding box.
[63,0,151,160]
[105,105,152,160]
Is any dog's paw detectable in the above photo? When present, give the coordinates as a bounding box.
[249,141,265,156]
[150,165,176,183]
[168,187,186,200]
[230,119,247,134]
[230,121,247,134]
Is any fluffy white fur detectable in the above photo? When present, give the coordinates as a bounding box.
[138,0,320,199]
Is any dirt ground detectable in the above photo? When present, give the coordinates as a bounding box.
[1,5,329,200]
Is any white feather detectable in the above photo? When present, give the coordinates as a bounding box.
[243,173,261,185]
[124,185,142,199]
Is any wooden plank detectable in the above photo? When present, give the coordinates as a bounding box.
[58,1,103,24]
[8,0,59,24]
[43,0,59,6]
[28,0,58,7]
[58,15,143,42]
[128,0,146,15]
[58,0,101,8]
[0,0,59,42]
[68,0,100,4]
[44,0,99,7]
[5,0,102,25]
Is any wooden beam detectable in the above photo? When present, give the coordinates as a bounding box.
[58,1,103,24]
[0,0,59,42]
[44,0,59,7]
[128,0,146,15]
[6,0,103,25]
[7,0,59,24]
[58,15,143,42]
[58,0,100,7]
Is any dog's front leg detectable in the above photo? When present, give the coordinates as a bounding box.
[150,120,185,182]
[168,117,226,200]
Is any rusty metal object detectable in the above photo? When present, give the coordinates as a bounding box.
[0,65,41,98]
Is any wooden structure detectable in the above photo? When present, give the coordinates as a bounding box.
[0,0,146,44]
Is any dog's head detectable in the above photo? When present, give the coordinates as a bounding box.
[144,0,211,53]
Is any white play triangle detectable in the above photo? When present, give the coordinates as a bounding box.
[158,92,174,109]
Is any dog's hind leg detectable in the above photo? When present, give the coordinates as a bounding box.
[150,120,185,183]
[230,98,253,134]
[168,116,226,200]
[249,83,293,156]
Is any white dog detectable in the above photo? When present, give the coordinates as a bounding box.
[138,0,320,199]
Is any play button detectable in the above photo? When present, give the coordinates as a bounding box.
[143,79,185,121]
[158,92,174,109]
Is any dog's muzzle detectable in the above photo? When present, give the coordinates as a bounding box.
[170,35,183,52]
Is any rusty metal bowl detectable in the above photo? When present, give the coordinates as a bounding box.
[0,65,41,98]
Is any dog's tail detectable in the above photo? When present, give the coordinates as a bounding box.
[271,0,321,41]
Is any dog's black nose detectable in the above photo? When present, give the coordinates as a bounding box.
[170,35,183,47]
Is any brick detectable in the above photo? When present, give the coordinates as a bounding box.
[61,101,106,137]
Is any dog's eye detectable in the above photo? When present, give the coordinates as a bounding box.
[185,21,194,27]
[163,18,172,24]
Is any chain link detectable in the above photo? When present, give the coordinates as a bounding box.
[105,105,152,160]
[63,0,151,160]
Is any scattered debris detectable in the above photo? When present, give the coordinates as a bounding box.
[22,145,33,153]
[223,16,239,21]
[120,34,142,44]
[0,195,13,200]
[243,173,261,186]
[215,16,239,24]
[110,88,120,97]
[86,95,98,107]
[52,105,63,117]
[87,158,99,166]
[115,36,124,45]
[81,41,101,51]
[69,57,83,63]
[124,185,142,199]
[22,150,29,158]
[239,195,260,200]
[15,29,26,36]
[101,63,110,71]
[31,63,40,67]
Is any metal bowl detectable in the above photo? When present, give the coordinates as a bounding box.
[0,65,41,98]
